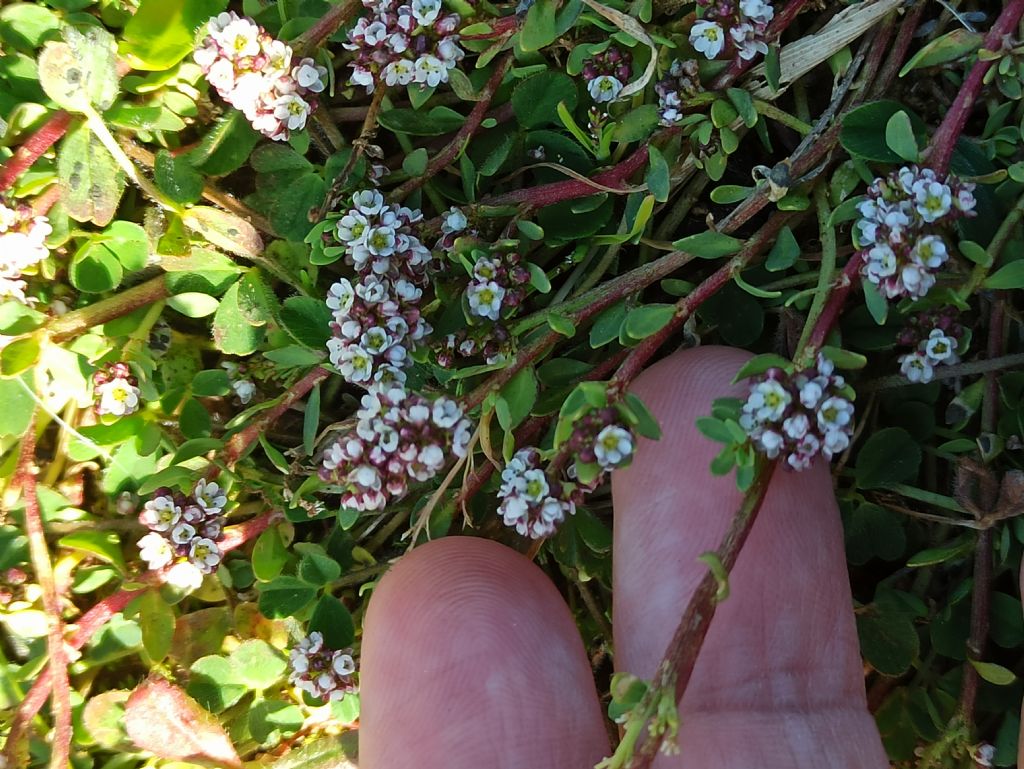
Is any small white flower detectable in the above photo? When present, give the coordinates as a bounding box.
[798,378,824,409]
[413,54,446,87]
[194,479,228,514]
[900,260,936,299]
[821,428,849,459]
[292,57,326,92]
[138,532,174,570]
[140,495,181,531]
[588,75,623,103]
[383,59,416,86]
[189,537,222,572]
[912,179,953,223]
[910,235,948,270]
[432,397,462,429]
[816,396,854,433]
[365,225,397,256]
[730,22,768,61]
[273,92,312,131]
[924,328,957,363]
[353,189,385,216]
[233,379,256,404]
[739,0,774,24]
[690,20,726,59]
[521,468,550,503]
[339,345,374,383]
[746,379,791,422]
[758,429,784,458]
[594,425,634,468]
[220,17,261,58]
[97,377,141,418]
[165,561,204,592]
[171,522,197,545]
[411,0,442,25]
[899,351,933,383]
[442,207,468,235]
[333,652,357,676]
[467,280,506,321]
[782,412,810,440]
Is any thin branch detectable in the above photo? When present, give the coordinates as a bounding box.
[0,112,73,194]
[861,352,1024,392]
[291,0,363,55]
[46,276,169,343]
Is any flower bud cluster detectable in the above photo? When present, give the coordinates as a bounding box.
[344,0,464,92]
[465,249,531,322]
[655,59,701,126]
[324,190,433,386]
[0,200,51,304]
[897,308,964,384]
[497,448,577,540]
[582,46,632,103]
[856,166,976,299]
[568,409,636,475]
[195,12,327,141]
[0,567,29,607]
[690,0,773,61]
[437,324,511,368]
[319,383,472,512]
[93,362,142,418]
[435,206,470,250]
[739,355,854,471]
[288,631,358,701]
[136,480,228,593]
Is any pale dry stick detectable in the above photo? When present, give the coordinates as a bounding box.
[406,423,481,546]
[13,416,72,769]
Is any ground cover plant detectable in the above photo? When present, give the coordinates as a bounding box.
[1,0,1023,765]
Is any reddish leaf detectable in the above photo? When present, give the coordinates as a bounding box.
[124,675,243,768]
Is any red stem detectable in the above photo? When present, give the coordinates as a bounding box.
[928,0,1024,175]
[798,254,862,362]
[221,366,330,467]
[459,15,519,40]
[392,54,512,201]
[0,112,73,194]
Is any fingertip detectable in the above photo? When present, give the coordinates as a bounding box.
[360,537,608,769]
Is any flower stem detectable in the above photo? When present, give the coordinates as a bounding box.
[795,183,837,360]
[47,276,170,343]
[0,111,73,194]
[391,53,512,201]
[291,0,363,55]
[13,415,73,769]
[927,0,1024,175]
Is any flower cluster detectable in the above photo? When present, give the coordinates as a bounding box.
[319,384,472,512]
[289,632,358,701]
[93,363,142,418]
[897,309,964,384]
[324,190,433,386]
[497,448,576,539]
[344,0,464,92]
[739,356,855,471]
[136,480,228,592]
[856,166,976,299]
[565,407,636,485]
[0,200,51,304]
[221,360,257,404]
[195,12,327,141]
[465,249,531,323]
[655,59,701,126]
[582,47,632,104]
[690,0,774,61]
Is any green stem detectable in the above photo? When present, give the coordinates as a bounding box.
[795,184,837,361]
[754,99,813,135]
[956,189,1024,301]
[47,276,169,343]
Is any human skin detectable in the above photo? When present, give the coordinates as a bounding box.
[358,346,894,768]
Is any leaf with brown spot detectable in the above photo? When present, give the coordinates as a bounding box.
[124,675,243,769]
[57,122,126,226]
[183,206,264,260]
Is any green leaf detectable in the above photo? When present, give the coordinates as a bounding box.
[590,302,626,348]
[899,29,984,76]
[765,45,781,92]
[862,280,888,325]
[497,365,537,430]
[623,393,660,440]
[187,655,247,712]
[519,0,558,52]
[298,551,341,586]
[0,4,61,51]
[645,145,670,203]
[58,122,126,226]
[249,700,304,744]
[547,313,575,337]
[120,0,228,71]
[970,660,1017,686]
[212,282,264,355]
[167,292,219,318]
[307,593,356,651]
[192,369,231,396]
[855,428,921,489]
[303,383,321,456]
[884,110,918,162]
[183,206,263,260]
[906,537,973,567]
[155,149,203,205]
[59,530,127,574]
[857,601,919,676]
[841,101,926,163]
[710,184,752,204]
[624,304,674,339]
[138,590,174,663]
[958,240,991,267]
[252,525,289,582]
[258,576,317,619]
[70,241,123,293]
[819,346,867,369]
[765,226,799,271]
[672,231,744,259]
[229,639,287,690]
[731,353,792,383]
[377,106,465,136]
[726,87,757,127]
[191,112,260,175]
[983,260,1024,289]
[38,26,119,112]
[402,147,428,176]
[512,71,578,129]
[613,104,660,142]
[179,397,212,438]
[280,296,333,348]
